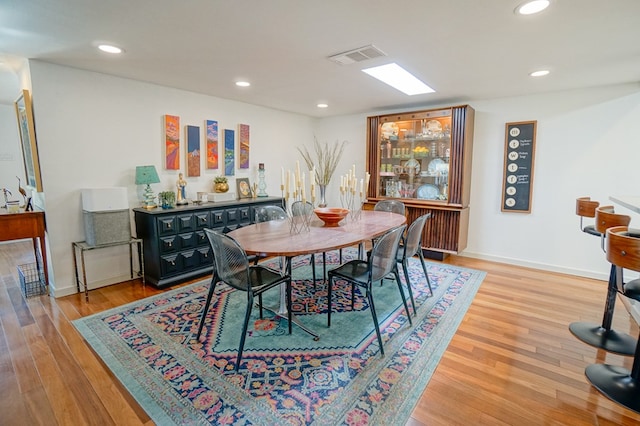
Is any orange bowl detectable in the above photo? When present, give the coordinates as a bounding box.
[314,207,349,227]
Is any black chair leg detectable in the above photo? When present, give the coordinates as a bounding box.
[236,294,254,371]
[196,278,217,340]
[367,285,384,356]
[286,279,293,334]
[327,276,333,327]
[311,254,317,291]
[418,252,433,296]
[394,269,412,325]
[401,262,417,316]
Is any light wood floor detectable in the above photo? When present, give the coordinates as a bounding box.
[2,241,640,425]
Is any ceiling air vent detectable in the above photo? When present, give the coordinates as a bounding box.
[328,45,386,65]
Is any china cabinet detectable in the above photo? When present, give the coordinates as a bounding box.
[366,105,474,258]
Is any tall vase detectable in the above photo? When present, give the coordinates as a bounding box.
[318,184,327,208]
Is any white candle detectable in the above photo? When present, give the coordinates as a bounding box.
[296,161,301,184]
[281,167,285,187]
[285,170,290,194]
[360,178,364,194]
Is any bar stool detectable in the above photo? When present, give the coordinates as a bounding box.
[569,206,635,355]
[576,196,601,237]
[585,226,640,414]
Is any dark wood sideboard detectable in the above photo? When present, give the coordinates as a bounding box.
[134,197,284,288]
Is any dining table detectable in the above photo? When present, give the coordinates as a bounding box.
[227,210,407,339]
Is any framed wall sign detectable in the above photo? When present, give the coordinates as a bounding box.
[501,120,537,213]
[14,89,43,192]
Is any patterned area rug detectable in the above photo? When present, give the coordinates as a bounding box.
[74,249,485,425]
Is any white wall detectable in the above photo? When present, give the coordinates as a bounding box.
[29,61,324,296]
[27,60,640,297]
[0,104,25,203]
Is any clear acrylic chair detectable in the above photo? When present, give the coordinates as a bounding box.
[396,213,432,316]
[291,200,323,289]
[196,228,292,371]
[327,225,410,356]
[255,205,287,223]
[373,199,406,215]
[371,200,406,248]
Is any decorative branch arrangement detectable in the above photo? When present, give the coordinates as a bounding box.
[297,137,347,186]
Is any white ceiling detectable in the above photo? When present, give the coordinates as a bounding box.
[1,0,639,117]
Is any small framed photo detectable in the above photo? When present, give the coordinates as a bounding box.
[236,178,252,199]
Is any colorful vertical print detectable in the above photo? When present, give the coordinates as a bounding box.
[224,129,235,176]
[238,123,250,169]
[206,120,218,169]
[165,115,180,170]
[186,125,201,177]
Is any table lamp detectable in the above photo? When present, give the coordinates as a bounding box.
[135,165,160,209]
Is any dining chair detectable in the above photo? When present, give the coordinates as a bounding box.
[396,213,432,316]
[569,206,634,355]
[576,196,601,237]
[585,225,640,413]
[371,200,406,248]
[255,205,287,223]
[195,228,292,371]
[373,199,406,215]
[291,200,323,289]
[327,224,410,356]
[253,205,288,265]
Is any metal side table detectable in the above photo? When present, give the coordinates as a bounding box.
[72,238,144,301]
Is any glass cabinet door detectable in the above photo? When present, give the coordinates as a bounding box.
[377,108,452,202]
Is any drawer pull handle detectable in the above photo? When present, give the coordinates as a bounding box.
[170,260,175,266]
[168,242,172,247]
[167,223,172,229]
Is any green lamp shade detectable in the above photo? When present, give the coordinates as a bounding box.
[135,165,160,185]
[135,165,160,208]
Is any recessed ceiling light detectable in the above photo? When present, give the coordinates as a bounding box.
[98,44,123,54]
[317,103,328,108]
[515,0,550,15]
[362,63,435,96]
[235,81,251,87]
[529,70,550,77]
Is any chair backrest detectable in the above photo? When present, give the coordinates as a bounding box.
[374,200,405,215]
[402,213,431,258]
[255,205,287,223]
[595,206,631,234]
[291,200,313,217]
[370,225,406,282]
[204,228,250,291]
[576,197,599,218]
[606,226,640,273]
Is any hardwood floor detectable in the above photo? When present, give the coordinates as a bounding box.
[1,240,640,425]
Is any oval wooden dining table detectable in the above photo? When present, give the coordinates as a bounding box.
[227,210,407,339]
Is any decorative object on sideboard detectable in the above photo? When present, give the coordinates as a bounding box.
[158,191,176,209]
[256,163,268,197]
[298,137,347,207]
[236,178,252,199]
[135,165,161,209]
[176,172,188,205]
[213,176,229,193]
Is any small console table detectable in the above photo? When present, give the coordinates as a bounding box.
[0,209,48,287]
[72,238,144,301]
